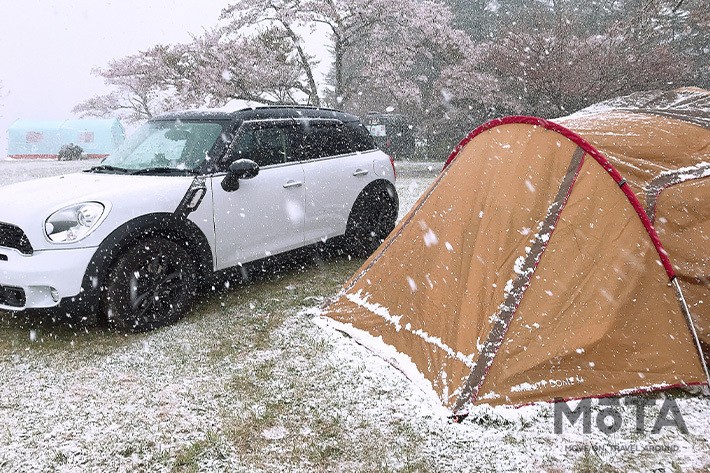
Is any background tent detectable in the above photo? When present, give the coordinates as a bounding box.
[7,118,125,159]
[323,88,710,412]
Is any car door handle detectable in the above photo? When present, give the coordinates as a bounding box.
[283,180,303,189]
[353,169,369,176]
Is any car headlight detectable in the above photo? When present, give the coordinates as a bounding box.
[44,202,106,243]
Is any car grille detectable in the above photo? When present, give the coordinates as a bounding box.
[0,222,33,255]
[0,285,26,308]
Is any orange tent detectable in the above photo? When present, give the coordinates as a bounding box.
[323,88,710,412]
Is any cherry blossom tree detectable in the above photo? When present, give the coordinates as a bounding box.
[221,0,497,113]
[482,0,699,117]
[72,44,189,122]
[184,27,309,106]
[220,0,497,152]
[76,0,708,155]
[341,9,508,154]
[77,0,495,153]
[74,28,305,122]
[219,1,322,105]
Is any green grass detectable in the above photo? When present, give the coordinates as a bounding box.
[0,251,391,472]
[168,253,433,472]
[573,448,622,473]
[2,250,703,472]
[172,431,226,473]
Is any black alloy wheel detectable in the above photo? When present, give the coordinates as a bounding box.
[105,237,196,331]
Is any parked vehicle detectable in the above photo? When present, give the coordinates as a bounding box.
[364,112,415,160]
[0,106,398,331]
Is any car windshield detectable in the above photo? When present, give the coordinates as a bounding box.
[97,120,227,172]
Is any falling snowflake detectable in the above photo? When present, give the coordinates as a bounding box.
[407,277,418,292]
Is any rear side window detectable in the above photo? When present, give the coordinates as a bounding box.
[345,122,377,152]
[292,120,376,161]
[225,117,377,166]
[299,122,352,160]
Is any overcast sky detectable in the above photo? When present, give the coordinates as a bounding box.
[0,1,231,157]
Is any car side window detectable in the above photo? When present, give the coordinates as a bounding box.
[345,123,377,152]
[228,124,289,168]
[293,121,353,161]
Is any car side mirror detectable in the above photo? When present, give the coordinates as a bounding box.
[221,159,259,192]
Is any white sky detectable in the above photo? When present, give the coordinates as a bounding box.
[0,1,233,157]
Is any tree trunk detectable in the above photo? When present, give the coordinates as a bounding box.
[284,24,321,106]
[334,40,344,104]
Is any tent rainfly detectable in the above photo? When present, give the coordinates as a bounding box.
[7,118,125,159]
[323,87,710,413]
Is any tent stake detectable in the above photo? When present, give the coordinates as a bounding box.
[672,277,710,390]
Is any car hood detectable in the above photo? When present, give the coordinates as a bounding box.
[0,172,196,251]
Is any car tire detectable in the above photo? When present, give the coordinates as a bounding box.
[345,185,398,258]
[105,237,197,332]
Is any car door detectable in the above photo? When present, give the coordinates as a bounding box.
[294,120,374,244]
[211,121,305,270]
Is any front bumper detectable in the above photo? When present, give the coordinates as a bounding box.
[0,246,97,310]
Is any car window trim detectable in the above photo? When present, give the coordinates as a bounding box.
[296,148,378,165]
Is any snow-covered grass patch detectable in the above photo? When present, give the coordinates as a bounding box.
[0,159,91,186]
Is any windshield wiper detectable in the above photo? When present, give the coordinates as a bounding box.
[130,167,200,176]
[86,165,131,174]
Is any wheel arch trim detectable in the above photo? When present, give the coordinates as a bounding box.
[80,213,214,300]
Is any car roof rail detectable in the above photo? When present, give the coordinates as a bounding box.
[238,104,344,113]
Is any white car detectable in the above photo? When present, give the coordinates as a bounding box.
[0,106,398,330]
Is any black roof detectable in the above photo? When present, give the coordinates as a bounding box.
[153,105,361,123]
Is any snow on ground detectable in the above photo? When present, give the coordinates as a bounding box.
[0,158,92,186]
[0,158,708,472]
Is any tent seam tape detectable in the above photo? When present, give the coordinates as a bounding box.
[644,163,710,222]
[464,147,585,409]
[447,117,709,403]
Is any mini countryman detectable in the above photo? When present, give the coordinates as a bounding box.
[0,106,398,330]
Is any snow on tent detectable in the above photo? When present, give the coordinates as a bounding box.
[322,87,710,412]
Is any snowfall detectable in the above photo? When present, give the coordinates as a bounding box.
[0,157,709,473]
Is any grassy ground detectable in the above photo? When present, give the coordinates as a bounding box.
[0,250,436,472]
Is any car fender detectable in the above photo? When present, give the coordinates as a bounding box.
[79,213,214,301]
[352,179,399,214]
